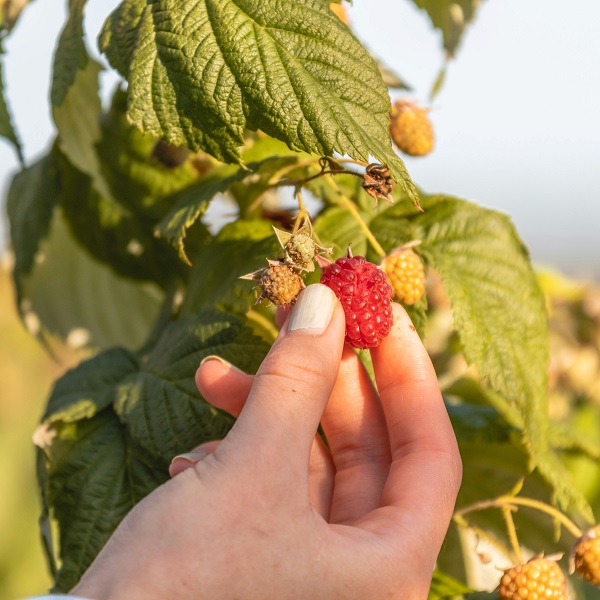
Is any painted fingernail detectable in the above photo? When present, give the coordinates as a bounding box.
[170,451,208,467]
[288,283,337,333]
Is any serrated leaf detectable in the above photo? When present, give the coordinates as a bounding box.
[99,0,418,203]
[411,0,484,58]
[38,409,167,592]
[51,0,89,106]
[116,309,270,463]
[371,194,592,519]
[20,210,164,350]
[0,41,23,162]
[181,219,282,316]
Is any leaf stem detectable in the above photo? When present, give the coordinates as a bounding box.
[292,188,309,233]
[502,506,523,564]
[325,176,386,258]
[455,496,583,539]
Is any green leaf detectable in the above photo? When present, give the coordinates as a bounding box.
[18,210,164,350]
[96,89,203,222]
[0,41,23,162]
[155,164,247,264]
[181,219,282,316]
[52,57,116,203]
[371,195,592,518]
[428,570,472,600]
[6,150,62,300]
[115,309,270,463]
[411,0,484,58]
[38,409,167,592]
[51,0,89,106]
[99,0,418,203]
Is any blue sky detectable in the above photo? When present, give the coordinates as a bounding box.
[1,0,599,279]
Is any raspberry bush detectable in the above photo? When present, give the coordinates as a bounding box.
[2,1,600,598]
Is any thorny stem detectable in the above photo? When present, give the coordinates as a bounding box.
[455,496,583,539]
[502,506,523,564]
[325,176,386,258]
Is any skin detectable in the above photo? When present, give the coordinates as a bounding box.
[70,293,461,600]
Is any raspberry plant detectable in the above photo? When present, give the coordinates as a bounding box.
[2,1,600,597]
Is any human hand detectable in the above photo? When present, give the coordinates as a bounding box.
[70,283,461,600]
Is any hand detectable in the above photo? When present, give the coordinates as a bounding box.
[70,283,461,600]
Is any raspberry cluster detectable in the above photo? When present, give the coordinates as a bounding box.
[320,255,393,349]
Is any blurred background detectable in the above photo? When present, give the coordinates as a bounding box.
[0,0,598,597]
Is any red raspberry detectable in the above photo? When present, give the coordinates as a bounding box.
[320,256,394,349]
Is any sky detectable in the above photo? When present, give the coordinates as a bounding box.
[0,0,599,279]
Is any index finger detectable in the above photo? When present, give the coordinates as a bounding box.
[363,304,462,553]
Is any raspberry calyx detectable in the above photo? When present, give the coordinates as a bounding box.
[320,251,393,349]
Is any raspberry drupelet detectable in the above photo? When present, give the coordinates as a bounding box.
[320,255,394,349]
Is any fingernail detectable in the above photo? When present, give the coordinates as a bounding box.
[288,284,337,333]
[170,451,207,467]
[200,355,232,370]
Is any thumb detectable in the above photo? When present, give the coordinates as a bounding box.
[226,283,345,467]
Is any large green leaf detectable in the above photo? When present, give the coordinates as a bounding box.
[17,210,164,350]
[38,409,167,592]
[51,0,89,106]
[99,0,418,203]
[428,570,472,599]
[0,41,23,162]
[36,308,270,589]
[410,0,484,57]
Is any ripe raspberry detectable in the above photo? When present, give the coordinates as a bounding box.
[382,245,426,305]
[570,525,600,585]
[320,255,393,349]
[389,99,434,157]
[499,557,567,600]
[258,263,304,306]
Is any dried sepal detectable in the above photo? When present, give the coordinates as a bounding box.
[361,163,395,205]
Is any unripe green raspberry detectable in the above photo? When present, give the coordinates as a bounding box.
[284,234,316,269]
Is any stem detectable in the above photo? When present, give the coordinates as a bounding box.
[325,177,386,258]
[292,188,309,233]
[502,506,523,564]
[455,496,583,539]
[266,159,319,186]
[453,514,515,563]
[334,157,369,167]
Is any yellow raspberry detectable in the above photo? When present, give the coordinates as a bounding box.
[382,246,425,306]
[389,99,434,157]
[499,557,567,600]
[571,525,600,586]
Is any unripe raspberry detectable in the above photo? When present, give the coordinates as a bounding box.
[571,525,600,586]
[259,263,304,306]
[320,255,393,349]
[390,99,434,157]
[284,234,316,269]
[499,557,567,600]
[382,245,426,305]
